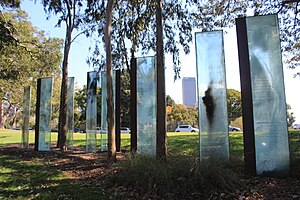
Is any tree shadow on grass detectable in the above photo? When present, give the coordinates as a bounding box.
[0,147,110,199]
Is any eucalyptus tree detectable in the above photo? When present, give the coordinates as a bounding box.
[155,0,166,159]
[84,0,249,157]
[227,89,242,122]
[0,0,20,8]
[104,0,115,160]
[286,103,295,127]
[0,10,63,129]
[0,0,20,50]
[41,0,86,150]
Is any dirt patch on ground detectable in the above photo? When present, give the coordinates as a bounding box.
[1,145,300,199]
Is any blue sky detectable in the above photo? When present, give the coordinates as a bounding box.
[21,0,94,87]
[21,0,300,121]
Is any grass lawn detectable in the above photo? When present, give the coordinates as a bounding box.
[1,129,300,155]
[1,129,299,158]
[0,154,108,200]
[0,129,299,199]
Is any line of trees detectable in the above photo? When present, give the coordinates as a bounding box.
[1,0,299,160]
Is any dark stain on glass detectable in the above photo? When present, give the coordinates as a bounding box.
[202,84,215,125]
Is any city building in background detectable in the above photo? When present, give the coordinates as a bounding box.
[182,77,197,107]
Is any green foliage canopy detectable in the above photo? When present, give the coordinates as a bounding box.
[0,9,63,128]
[287,103,296,127]
[227,89,242,122]
[167,104,198,131]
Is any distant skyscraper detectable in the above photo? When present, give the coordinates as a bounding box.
[182,77,197,107]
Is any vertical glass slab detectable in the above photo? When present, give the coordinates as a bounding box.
[66,77,74,150]
[100,71,116,152]
[86,71,97,152]
[137,56,156,155]
[21,86,31,148]
[246,15,290,176]
[195,31,229,162]
[100,71,107,151]
[38,78,53,151]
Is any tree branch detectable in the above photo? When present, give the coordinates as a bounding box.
[283,0,300,3]
[70,25,96,44]
[294,2,299,29]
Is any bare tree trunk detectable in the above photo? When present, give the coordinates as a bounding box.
[0,102,4,129]
[115,69,121,152]
[58,5,72,151]
[105,0,116,161]
[11,107,19,128]
[0,101,12,129]
[58,41,70,151]
[156,0,167,159]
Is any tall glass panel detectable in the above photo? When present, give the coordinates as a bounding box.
[86,71,97,152]
[137,56,156,155]
[100,71,116,152]
[66,77,74,150]
[38,77,53,151]
[246,15,290,175]
[195,31,229,162]
[100,71,108,151]
[21,86,31,148]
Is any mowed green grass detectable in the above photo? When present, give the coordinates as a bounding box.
[0,129,130,148]
[0,154,108,200]
[1,130,300,157]
[1,129,300,199]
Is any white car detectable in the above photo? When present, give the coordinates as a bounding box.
[228,126,241,132]
[121,127,131,133]
[293,123,300,129]
[175,125,199,132]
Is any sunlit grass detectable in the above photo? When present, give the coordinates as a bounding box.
[0,154,108,199]
[0,129,299,199]
[1,130,299,158]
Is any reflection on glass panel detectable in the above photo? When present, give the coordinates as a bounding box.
[86,71,97,152]
[67,77,74,150]
[137,56,156,155]
[195,31,229,162]
[246,15,290,176]
[101,71,108,151]
[21,86,31,148]
[38,78,53,151]
[100,71,116,152]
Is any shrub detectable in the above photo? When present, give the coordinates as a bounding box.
[109,154,244,199]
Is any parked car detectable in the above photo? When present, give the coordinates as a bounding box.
[175,125,199,132]
[74,128,80,133]
[293,123,300,129]
[228,126,241,132]
[121,127,131,133]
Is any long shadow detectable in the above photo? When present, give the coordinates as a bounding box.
[0,147,111,199]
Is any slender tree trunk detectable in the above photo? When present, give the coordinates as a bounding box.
[115,69,121,152]
[0,102,12,129]
[0,102,4,129]
[105,0,116,161]
[58,24,72,151]
[11,107,19,128]
[156,0,167,159]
